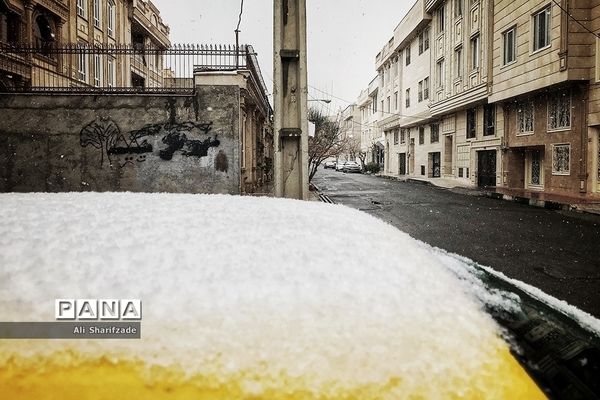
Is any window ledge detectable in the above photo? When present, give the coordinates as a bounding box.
[547,127,571,133]
[551,171,570,176]
[516,132,535,137]
[530,45,551,56]
[500,60,517,70]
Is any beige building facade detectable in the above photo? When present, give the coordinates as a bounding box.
[338,103,362,162]
[490,0,599,201]
[426,0,502,187]
[0,0,170,90]
[357,76,384,166]
[377,0,441,179]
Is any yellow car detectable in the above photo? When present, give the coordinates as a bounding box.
[0,193,561,399]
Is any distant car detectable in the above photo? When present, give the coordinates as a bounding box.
[324,161,336,169]
[342,161,361,173]
[335,161,347,171]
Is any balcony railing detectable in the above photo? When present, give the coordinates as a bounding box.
[0,43,258,94]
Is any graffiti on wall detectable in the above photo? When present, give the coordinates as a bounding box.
[80,119,221,168]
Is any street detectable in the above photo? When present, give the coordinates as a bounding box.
[313,168,600,318]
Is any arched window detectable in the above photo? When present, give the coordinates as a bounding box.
[151,14,158,26]
[33,14,55,55]
[107,0,115,37]
[0,1,21,43]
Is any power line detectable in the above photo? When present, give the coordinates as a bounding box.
[551,0,599,38]
[236,0,245,33]
[308,84,433,123]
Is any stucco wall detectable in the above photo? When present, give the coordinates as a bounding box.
[0,88,240,194]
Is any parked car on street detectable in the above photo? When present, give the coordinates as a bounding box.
[335,161,347,171]
[342,161,361,173]
[324,161,336,169]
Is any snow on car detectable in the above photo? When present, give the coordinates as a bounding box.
[0,193,544,399]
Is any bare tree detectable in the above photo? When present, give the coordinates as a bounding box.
[308,107,348,182]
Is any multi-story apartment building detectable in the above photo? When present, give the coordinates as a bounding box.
[339,103,362,162]
[357,76,384,166]
[377,0,440,178]
[0,0,169,90]
[427,0,500,187]
[490,0,599,201]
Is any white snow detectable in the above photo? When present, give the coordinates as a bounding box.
[0,192,555,396]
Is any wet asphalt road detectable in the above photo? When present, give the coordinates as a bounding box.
[313,168,600,318]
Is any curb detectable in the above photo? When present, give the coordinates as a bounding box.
[376,174,600,216]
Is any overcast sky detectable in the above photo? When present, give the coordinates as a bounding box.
[152,0,412,114]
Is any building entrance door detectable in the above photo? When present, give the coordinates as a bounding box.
[477,150,497,187]
[431,152,441,178]
[399,153,406,175]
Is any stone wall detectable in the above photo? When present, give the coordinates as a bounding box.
[0,87,240,194]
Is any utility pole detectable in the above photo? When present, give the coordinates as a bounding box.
[273,0,309,200]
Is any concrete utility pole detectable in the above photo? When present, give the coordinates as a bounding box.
[273,0,309,200]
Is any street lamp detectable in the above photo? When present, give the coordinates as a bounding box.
[308,99,331,104]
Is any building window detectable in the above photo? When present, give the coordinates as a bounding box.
[107,57,115,87]
[430,124,440,143]
[406,44,411,66]
[393,130,399,145]
[552,144,570,175]
[394,91,398,110]
[517,101,534,134]
[386,96,391,113]
[548,91,571,131]
[418,28,430,54]
[405,88,410,108]
[107,0,116,37]
[418,81,423,102]
[419,127,425,145]
[533,5,551,51]
[438,5,445,33]
[458,167,464,177]
[455,47,462,78]
[424,28,430,51]
[400,129,406,144]
[372,94,377,113]
[421,165,426,175]
[77,0,87,18]
[466,108,476,139]
[423,77,429,100]
[94,53,102,87]
[455,0,462,17]
[484,104,495,136]
[436,59,444,87]
[530,150,542,186]
[470,34,480,70]
[77,49,87,82]
[93,0,101,28]
[503,26,517,65]
[1,10,21,43]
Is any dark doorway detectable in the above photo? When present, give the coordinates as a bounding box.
[399,153,406,175]
[131,72,145,89]
[478,150,497,187]
[431,152,441,178]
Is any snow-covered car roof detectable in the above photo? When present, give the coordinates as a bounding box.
[0,193,544,399]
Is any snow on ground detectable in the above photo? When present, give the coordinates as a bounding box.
[0,193,545,398]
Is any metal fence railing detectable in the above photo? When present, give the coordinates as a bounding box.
[0,43,258,94]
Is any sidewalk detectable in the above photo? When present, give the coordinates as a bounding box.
[377,172,477,190]
[377,172,600,215]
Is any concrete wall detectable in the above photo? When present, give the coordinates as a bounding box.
[0,88,240,194]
